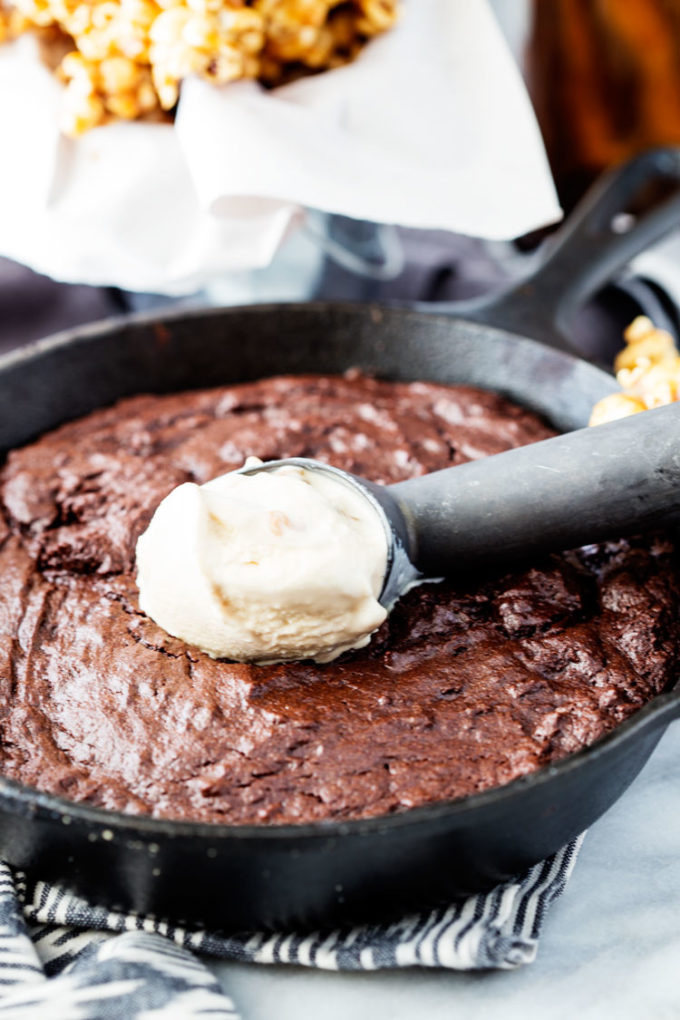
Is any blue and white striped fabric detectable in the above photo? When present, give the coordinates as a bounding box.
[0,836,584,1018]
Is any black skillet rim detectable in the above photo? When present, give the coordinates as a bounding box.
[0,301,678,843]
[0,688,677,840]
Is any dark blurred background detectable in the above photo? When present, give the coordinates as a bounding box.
[4,0,680,359]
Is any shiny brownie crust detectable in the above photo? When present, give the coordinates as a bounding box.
[0,373,678,824]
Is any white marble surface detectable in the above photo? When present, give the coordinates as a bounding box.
[207,722,680,1020]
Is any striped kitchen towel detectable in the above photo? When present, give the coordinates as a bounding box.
[0,836,584,1018]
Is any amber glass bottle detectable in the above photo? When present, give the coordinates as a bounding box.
[527,0,680,209]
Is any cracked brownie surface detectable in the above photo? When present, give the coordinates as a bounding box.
[1,373,678,824]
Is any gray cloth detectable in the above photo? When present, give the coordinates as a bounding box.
[0,257,122,355]
[0,839,583,1017]
[0,233,662,366]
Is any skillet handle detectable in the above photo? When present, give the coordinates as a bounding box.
[440,147,680,354]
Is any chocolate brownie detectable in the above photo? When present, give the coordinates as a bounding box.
[0,373,678,824]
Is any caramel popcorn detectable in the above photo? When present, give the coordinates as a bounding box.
[1,0,399,134]
[589,316,680,426]
[588,392,648,428]
[0,2,30,39]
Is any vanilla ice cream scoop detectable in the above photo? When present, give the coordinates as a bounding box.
[135,458,393,664]
[137,402,680,665]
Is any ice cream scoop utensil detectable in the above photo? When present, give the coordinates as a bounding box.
[243,400,680,601]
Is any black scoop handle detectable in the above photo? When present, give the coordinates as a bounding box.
[434,147,680,355]
[387,402,680,575]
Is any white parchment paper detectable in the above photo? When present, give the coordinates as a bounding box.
[0,0,560,295]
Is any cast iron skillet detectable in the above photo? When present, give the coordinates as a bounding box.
[2,150,680,932]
